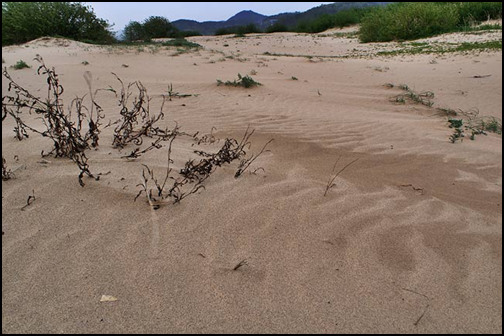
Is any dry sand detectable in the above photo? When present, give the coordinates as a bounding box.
[2,26,502,333]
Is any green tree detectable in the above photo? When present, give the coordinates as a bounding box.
[123,21,145,42]
[2,2,115,45]
[142,16,177,39]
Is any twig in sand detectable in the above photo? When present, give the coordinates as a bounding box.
[324,157,360,196]
[401,287,430,327]
[233,259,248,271]
[235,138,273,178]
[399,184,425,195]
[21,189,36,210]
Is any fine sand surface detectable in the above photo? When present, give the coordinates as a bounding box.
[2,26,502,333]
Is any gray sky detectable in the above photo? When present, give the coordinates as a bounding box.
[85,2,334,31]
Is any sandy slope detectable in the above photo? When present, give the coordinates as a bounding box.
[2,28,502,333]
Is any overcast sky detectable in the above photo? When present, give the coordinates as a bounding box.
[85,2,334,31]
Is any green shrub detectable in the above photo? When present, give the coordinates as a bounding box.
[217,74,262,88]
[359,2,502,43]
[2,2,115,46]
[162,38,201,48]
[265,22,289,33]
[360,2,459,42]
[215,24,261,36]
[11,60,30,70]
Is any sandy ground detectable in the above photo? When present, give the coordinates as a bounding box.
[2,26,502,333]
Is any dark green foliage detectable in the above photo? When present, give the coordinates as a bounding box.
[296,8,371,33]
[176,30,202,37]
[215,24,261,36]
[143,16,177,39]
[11,60,30,70]
[360,2,503,42]
[481,117,502,135]
[448,119,465,143]
[453,41,502,52]
[123,21,146,42]
[2,2,115,46]
[217,74,262,88]
[265,22,289,33]
[162,38,201,48]
[123,16,194,42]
[453,2,502,26]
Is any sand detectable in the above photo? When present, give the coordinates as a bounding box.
[2,26,502,333]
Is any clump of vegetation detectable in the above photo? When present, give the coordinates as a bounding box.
[360,2,502,42]
[2,56,103,186]
[2,157,14,181]
[106,73,170,153]
[448,119,466,143]
[11,60,30,70]
[2,2,115,46]
[135,126,273,209]
[480,117,502,135]
[215,24,261,36]
[217,74,262,88]
[162,38,201,49]
[265,23,289,33]
[296,7,373,33]
[447,109,501,143]
[388,84,435,107]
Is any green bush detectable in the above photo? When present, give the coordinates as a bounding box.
[359,2,503,43]
[2,2,115,46]
[217,74,262,88]
[162,38,201,48]
[360,2,459,42]
[265,22,289,33]
[215,24,261,36]
[11,60,30,70]
[295,7,372,33]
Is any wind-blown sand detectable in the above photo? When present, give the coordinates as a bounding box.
[2,26,502,333]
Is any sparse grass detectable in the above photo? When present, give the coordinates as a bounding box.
[11,60,30,70]
[263,51,348,59]
[452,40,502,52]
[389,84,435,107]
[377,40,502,57]
[479,116,502,135]
[446,109,501,143]
[217,74,262,88]
[324,156,360,196]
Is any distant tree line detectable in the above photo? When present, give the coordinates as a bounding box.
[2,2,115,45]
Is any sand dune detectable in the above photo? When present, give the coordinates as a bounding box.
[2,27,502,333]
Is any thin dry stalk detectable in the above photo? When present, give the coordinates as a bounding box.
[324,157,360,196]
